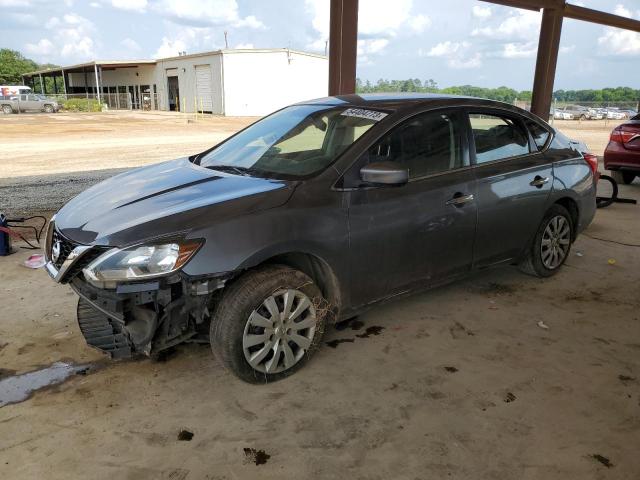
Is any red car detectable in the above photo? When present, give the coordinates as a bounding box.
[604,114,640,184]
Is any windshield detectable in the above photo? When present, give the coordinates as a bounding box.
[197,104,385,178]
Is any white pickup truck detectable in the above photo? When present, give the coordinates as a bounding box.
[0,93,60,114]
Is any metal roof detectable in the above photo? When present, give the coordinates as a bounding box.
[22,48,327,77]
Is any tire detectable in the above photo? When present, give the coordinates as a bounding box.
[43,104,54,113]
[2,105,13,114]
[580,114,586,121]
[519,204,573,278]
[611,170,635,185]
[210,265,327,383]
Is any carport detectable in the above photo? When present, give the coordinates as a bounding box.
[22,60,157,106]
[328,0,640,118]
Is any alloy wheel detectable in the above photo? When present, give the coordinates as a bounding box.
[540,215,571,270]
[242,289,317,374]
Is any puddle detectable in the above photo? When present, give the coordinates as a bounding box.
[326,338,355,349]
[0,362,92,407]
[355,326,385,338]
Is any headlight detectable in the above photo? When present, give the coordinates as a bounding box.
[82,240,202,287]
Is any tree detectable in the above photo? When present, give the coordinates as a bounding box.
[0,49,39,84]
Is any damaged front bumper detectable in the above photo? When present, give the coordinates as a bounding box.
[70,274,226,359]
[44,221,228,359]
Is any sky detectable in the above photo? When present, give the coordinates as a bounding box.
[1,0,639,91]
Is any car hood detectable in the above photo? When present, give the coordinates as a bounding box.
[55,157,296,246]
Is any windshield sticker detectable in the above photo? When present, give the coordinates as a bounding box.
[341,108,388,122]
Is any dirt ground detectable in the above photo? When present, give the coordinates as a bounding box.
[1,111,639,479]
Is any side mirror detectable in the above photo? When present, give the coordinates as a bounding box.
[360,161,409,186]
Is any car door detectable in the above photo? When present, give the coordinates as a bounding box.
[345,109,477,308]
[467,110,553,267]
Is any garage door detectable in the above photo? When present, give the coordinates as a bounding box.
[195,64,213,112]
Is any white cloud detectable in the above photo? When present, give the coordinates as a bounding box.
[151,24,224,58]
[154,37,187,58]
[154,0,264,28]
[614,4,632,18]
[408,14,431,33]
[423,40,482,69]
[45,16,60,28]
[472,9,540,41]
[305,0,430,65]
[234,42,254,49]
[111,0,147,13]
[90,2,101,7]
[502,41,537,58]
[560,44,575,54]
[42,13,96,61]
[425,40,470,57]
[25,38,55,55]
[596,5,640,56]
[472,5,491,19]
[449,53,482,69]
[61,37,94,58]
[0,0,31,6]
[598,28,640,56]
[121,37,141,51]
[233,14,265,29]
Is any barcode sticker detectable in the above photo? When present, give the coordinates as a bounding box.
[341,108,388,122]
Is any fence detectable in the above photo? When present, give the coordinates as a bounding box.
[41,93,166,112]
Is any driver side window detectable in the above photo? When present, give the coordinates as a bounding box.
[367,111,465,179]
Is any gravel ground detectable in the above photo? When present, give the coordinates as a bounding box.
[1,111,254,216]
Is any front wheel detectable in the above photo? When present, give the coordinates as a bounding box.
[210,265,327,383]
[519,204,573,278]
[43,104,54,113]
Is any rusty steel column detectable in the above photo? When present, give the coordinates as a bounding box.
[328,0,359,96]
[530,5,565,119]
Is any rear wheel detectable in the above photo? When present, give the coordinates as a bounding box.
[519,204,573,278]
[210,265,327,383]
[611,170,636,185]
[2,105,13,114]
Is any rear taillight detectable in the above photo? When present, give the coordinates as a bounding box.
[611,127,640,144]
[583,152,599,183]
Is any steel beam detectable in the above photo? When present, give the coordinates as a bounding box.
[530,6,564,119]
[328,0,358,96]
[61,68,67,95]
[564,4,640,32]
[94,63,101,103]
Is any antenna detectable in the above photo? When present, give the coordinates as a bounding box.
[224,31,228,49]
[324,40,328,56]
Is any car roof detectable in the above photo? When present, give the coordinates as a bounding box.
[298,92,524,112]
[296,93,548,126]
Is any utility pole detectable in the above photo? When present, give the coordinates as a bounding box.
[224,31,228,49]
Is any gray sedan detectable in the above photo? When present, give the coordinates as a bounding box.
[44,94,597,383]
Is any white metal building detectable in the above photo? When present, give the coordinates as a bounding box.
[22,49,329,116]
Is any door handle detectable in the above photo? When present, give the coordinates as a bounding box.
[530,176,550,188]
[446,193,474,206]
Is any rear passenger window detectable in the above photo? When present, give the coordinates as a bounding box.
[469,113,530,164]
[368,111,464,179]
[525,119,551,150]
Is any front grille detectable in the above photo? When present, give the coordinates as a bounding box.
[64,248,106,281]
[50,228,106,283]
[51,229,76,269]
